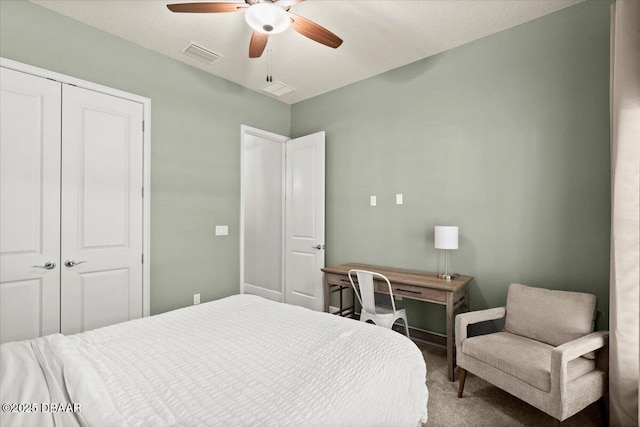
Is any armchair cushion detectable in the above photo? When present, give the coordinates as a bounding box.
[504,283,596,351]
[462,331,595,392]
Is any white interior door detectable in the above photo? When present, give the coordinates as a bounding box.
[285,132,325,311]
[240,127,325,309]
[0,68,62,344]
[60,85,144,335]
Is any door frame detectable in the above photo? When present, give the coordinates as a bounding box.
[239,124,289,300]
[1,57,152,317]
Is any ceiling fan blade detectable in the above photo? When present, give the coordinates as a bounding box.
[167,2,247,13]
[274,0,305,7]
[287,12,343,49]
[249,31,269,58]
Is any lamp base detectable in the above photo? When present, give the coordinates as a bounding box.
[438,273,459,280]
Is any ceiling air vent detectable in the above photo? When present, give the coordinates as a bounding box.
[181,42,222,64]
[262,81,296,98]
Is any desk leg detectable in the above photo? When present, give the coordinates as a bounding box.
[323,277,330,313]
[446,292,455,382]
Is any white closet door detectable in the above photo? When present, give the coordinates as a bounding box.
[0,68,62,344]
[285,132,325,311]
[61,85,144,334]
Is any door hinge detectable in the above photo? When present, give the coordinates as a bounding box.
[142,187,144,198]
[142,121,145,131]
[141,254,144,264]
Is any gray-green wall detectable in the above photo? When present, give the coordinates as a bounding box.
[1,0,611,332]
[291,0,611,332]
[0,0,290,315]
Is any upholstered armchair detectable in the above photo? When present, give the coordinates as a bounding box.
[455,283,608,424]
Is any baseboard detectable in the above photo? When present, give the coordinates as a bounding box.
[403,326,447,348]
[242,284,282,302]
[328,305,340,314]
[350,310,447,348]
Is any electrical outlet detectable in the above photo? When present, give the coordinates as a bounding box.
[193,293,200,305]
[394,295,403,301]
[370,195,377,206]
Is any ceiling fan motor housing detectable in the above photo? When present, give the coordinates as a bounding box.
[245,2,290,34]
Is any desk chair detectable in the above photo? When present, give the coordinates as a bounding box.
[348,269,410,338]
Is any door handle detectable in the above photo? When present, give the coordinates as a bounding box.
[33,261,56,270]
[64,259,87,268]
[312,244,325,250]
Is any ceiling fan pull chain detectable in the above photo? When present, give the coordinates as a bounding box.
[267,49,273,82]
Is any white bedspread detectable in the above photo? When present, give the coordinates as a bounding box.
[1,294,428,427]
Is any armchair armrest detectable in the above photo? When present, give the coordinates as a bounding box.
[550,331,609,403]
[552,331,609,363]
[455,307,506,348]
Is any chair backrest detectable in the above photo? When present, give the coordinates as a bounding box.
[348,269,396,317]
[504,283,596,348]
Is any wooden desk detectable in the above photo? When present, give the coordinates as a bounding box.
[321,263,472,382]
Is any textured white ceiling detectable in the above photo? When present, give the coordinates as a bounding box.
[30,0,583,104]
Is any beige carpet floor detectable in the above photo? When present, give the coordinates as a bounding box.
[418,343,603,427]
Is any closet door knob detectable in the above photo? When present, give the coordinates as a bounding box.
[64,259,87,268]
[33,261,56,270]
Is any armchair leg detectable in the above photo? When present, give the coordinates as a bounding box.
[457,368,467,398]
[597,396,608,427]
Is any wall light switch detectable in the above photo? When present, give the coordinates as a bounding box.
[396,194,403,205]
[370,195,377,206]
[194,293,200,305]
[215,225,228,236]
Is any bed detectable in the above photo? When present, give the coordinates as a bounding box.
[1,294,428,427]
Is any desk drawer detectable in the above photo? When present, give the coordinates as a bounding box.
[325,273,351,287]
[326,273,447,304]
[385,284,446,303]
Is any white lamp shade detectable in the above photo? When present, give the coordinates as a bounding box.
[435,226,459,250]
[245,3,291,34]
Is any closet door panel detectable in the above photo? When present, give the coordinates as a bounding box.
[0,67,62,343]
[61,85,143,335]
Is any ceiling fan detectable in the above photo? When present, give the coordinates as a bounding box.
[166,0,343,58]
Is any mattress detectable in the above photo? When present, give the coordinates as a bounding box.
[1,294,428,427]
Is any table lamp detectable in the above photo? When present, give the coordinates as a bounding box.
[435,226,458,280]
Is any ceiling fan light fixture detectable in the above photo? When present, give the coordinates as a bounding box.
[245,3,290,34]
